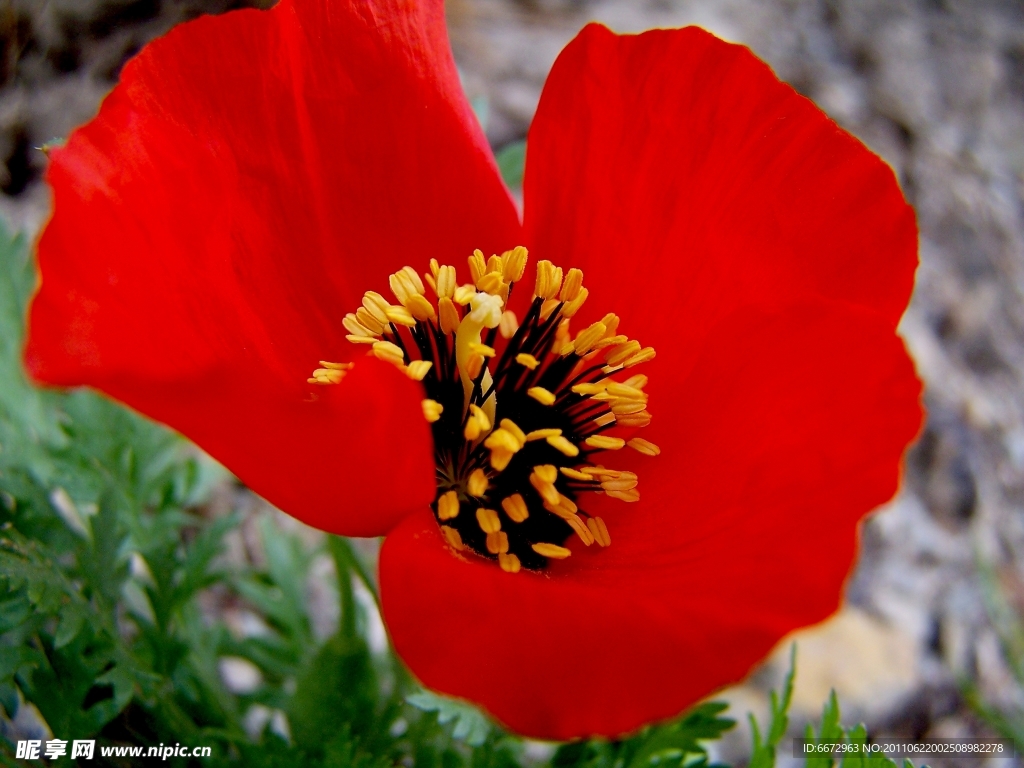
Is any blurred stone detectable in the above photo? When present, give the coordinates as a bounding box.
[764,608,920,723]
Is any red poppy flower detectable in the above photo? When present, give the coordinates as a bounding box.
[25,0,921,741]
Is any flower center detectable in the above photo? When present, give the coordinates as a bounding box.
[309,247,658,572]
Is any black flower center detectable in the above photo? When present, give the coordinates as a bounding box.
[309,248,658,572]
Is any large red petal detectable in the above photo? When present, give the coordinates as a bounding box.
[380,300,921,739]
[26,0,520,534]
[522,24,917,381]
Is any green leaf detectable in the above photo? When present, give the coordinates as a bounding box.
[750,644,797,768]
[407,689,493,747]
[496,140,525,191]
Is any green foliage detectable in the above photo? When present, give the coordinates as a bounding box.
[0,219,907,766]
[496,140,526,191]
[963,557,1024,749]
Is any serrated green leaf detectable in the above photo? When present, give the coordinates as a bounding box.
[407,689,492,747]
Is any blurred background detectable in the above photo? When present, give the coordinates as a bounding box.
[0,0,1022,764]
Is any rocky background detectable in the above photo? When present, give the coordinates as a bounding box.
[1,0,1023,763]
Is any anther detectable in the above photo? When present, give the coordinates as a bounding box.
[501,494,529,523]
[467,468,489,497]
[546,434,580,457]
[585,435,625,450]
[406,360,433,381]
[587,517,611,547]
[527,387,556,406]
[515,353,540,370]
[437,490,460,521]
[476,507,501,534]
[486,531,509,554]
[526,428,561,441]
[498,552,522,573]
[441,526,465,551]
[628,437,661,456]
[372,341,405,365]
[565,514,595,546]
[531,542,571,559]
[422,399,443,423]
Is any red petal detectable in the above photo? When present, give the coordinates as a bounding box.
[523,24,917,374]
[26,0,520,533]
[380,301,921,739]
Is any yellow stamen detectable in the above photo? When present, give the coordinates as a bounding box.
[499,310,518,339]
[559,466,593,481]
[483,428,521,454]
[592,334,627,351]
[546,434,580,457]
[439,296,460,335]
[529,467,560,505]
[465,352,484,380]
[436,264,456,298]
[587,516,611,547]
[525,428,561,441]
[343,313,377,338]
[533,464,558,483]
[346,334,377,345]
[606,382,646,399]
[318,361,352,371]
[623,347,656,367]
[540,298,561,321]
[601,474,638,491]
[616,411,652,427]
[453,284,476,305]
[405,293,436,322]
[527,386,556,405]
[384,305,417,327]
[501,494,529,523]
[533,260,563,300]
[486,531,509,554]
[405,360,433,381]
[477,271,503,295]
[611,400,647,415]
[441,526,464,551]
[464,403,492,441]
[355,307,386,335]
[422,399,443,423]
[498,552,521,573]
[562,287,589,318]
[502,245,528,282]
[606,340,641,367]
[572,382,606,395]
[499,419,527,447]
[486,254,503,274]
[622,373,648,389]
[467,468,489,497]
[469,342,496,358]
[372,340,404,365]
[628,437,661,456]
[585,435,625,450]
[476,507,501,534]
[606,488,640,502]
[437,490,460,520]
[362,291,390,325]
[559,268,583,302]
[582,467,626,478]
[532,542,571,559]
[573,322,607,356]
[542,493,578,519]
[515,353,540,370]
[594,412,616,427]
[565,514,595,546]
[468,249,487,284]
[490,447,515,471]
